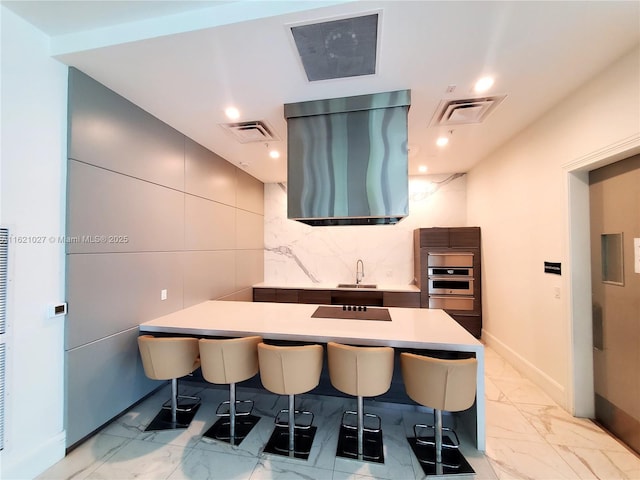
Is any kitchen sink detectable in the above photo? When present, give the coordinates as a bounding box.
[336,283,378,289]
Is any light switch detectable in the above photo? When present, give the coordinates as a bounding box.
[161,289,168,301]
[554,287,561,299]
[634,238,640,274]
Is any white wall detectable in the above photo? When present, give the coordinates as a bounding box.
[0,7,68,479]
[264,174,467,286]
[467,46,640,411]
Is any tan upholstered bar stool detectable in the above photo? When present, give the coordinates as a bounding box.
[198,336,262,446]
[137,335,201,431]
[327,342,394,463]
[257,342,323,460]
[401,353,478,476]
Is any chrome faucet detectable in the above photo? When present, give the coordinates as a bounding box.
[356,259,365,285]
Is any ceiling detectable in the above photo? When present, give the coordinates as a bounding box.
[3,0,639,183]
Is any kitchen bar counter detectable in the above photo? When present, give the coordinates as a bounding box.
[139,300,485,450]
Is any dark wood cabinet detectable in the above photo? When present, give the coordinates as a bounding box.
[414,227,482,338]
[382,291,421,308]
[253,288,276,302]
[253,287,419,308]
[276,289,299,303]
[417,226,480,249]
[448,313,482,339]
[298,289,332,305]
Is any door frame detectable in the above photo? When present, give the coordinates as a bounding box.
[564,133,640,417]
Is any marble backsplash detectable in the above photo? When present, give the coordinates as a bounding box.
[264,174,467,286]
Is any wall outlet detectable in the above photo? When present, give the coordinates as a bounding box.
[161,289,167,301]
[634,238,640,274]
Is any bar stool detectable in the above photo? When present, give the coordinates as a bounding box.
[257,342,323,460]
[400,353,477,476]
[137,335,201,431]
[198,336,262,446]
[327,342,394,463]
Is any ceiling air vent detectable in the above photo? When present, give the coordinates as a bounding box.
[430,95,506,126]
[219,120,279,143]
[290,13,379,81]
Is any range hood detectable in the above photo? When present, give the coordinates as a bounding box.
[284,90,410,226]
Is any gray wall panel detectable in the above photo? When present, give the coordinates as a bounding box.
[236,169,264,215]
[66,252,184,349]
[183,251,236,308]
[68,69,184,190]
[236,210,264,250]
[67,160,184,253]
[185,138,237,206]
[184,195,236,251]
[66,68,264,448]
[65,328,158,446]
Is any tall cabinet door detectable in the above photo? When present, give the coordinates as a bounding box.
[589,154,640,455]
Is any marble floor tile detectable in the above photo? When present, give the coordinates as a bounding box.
[84,439,189,480]
[486,436,581,480]
[36,433,131,480]
[517,404,630,452]
[484,377,510,403]
[485,399,546,443]
[490,377,556,407]
[483,350,523,380]
[168,448,260,479]
[551,443,640,480]
[37,346,640,480]
[250,457,334,479]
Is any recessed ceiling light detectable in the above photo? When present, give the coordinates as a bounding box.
[269,150,280,159]
[418,165,428,173]
[474,76,494,93]
[436,136,449,147]
[225,107,240,120]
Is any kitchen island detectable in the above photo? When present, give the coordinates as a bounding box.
[139,300,485,450]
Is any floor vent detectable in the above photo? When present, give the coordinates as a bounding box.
[430,95,506,126]
[219,120,279,143]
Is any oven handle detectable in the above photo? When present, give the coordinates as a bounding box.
[428,276,475,281]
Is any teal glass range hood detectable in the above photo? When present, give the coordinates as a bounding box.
[284,90,410,226]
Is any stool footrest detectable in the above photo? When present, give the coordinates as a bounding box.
[341,410,382,433]
[215,399,254,418]
[414,423,461,449]
[274,409,314,430]
[162,394,200,413]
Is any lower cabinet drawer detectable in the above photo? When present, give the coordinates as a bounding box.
[253,288,276,302]
[298,289,332,304]
[382,291,420,308]
[428,295,474,311]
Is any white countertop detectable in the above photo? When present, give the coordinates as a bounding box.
[140,300,478,351]
[253,282,420,293]
[139,300,485,450]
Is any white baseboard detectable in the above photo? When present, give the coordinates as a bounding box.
[483,330,568,410]
[1,430,66,480]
